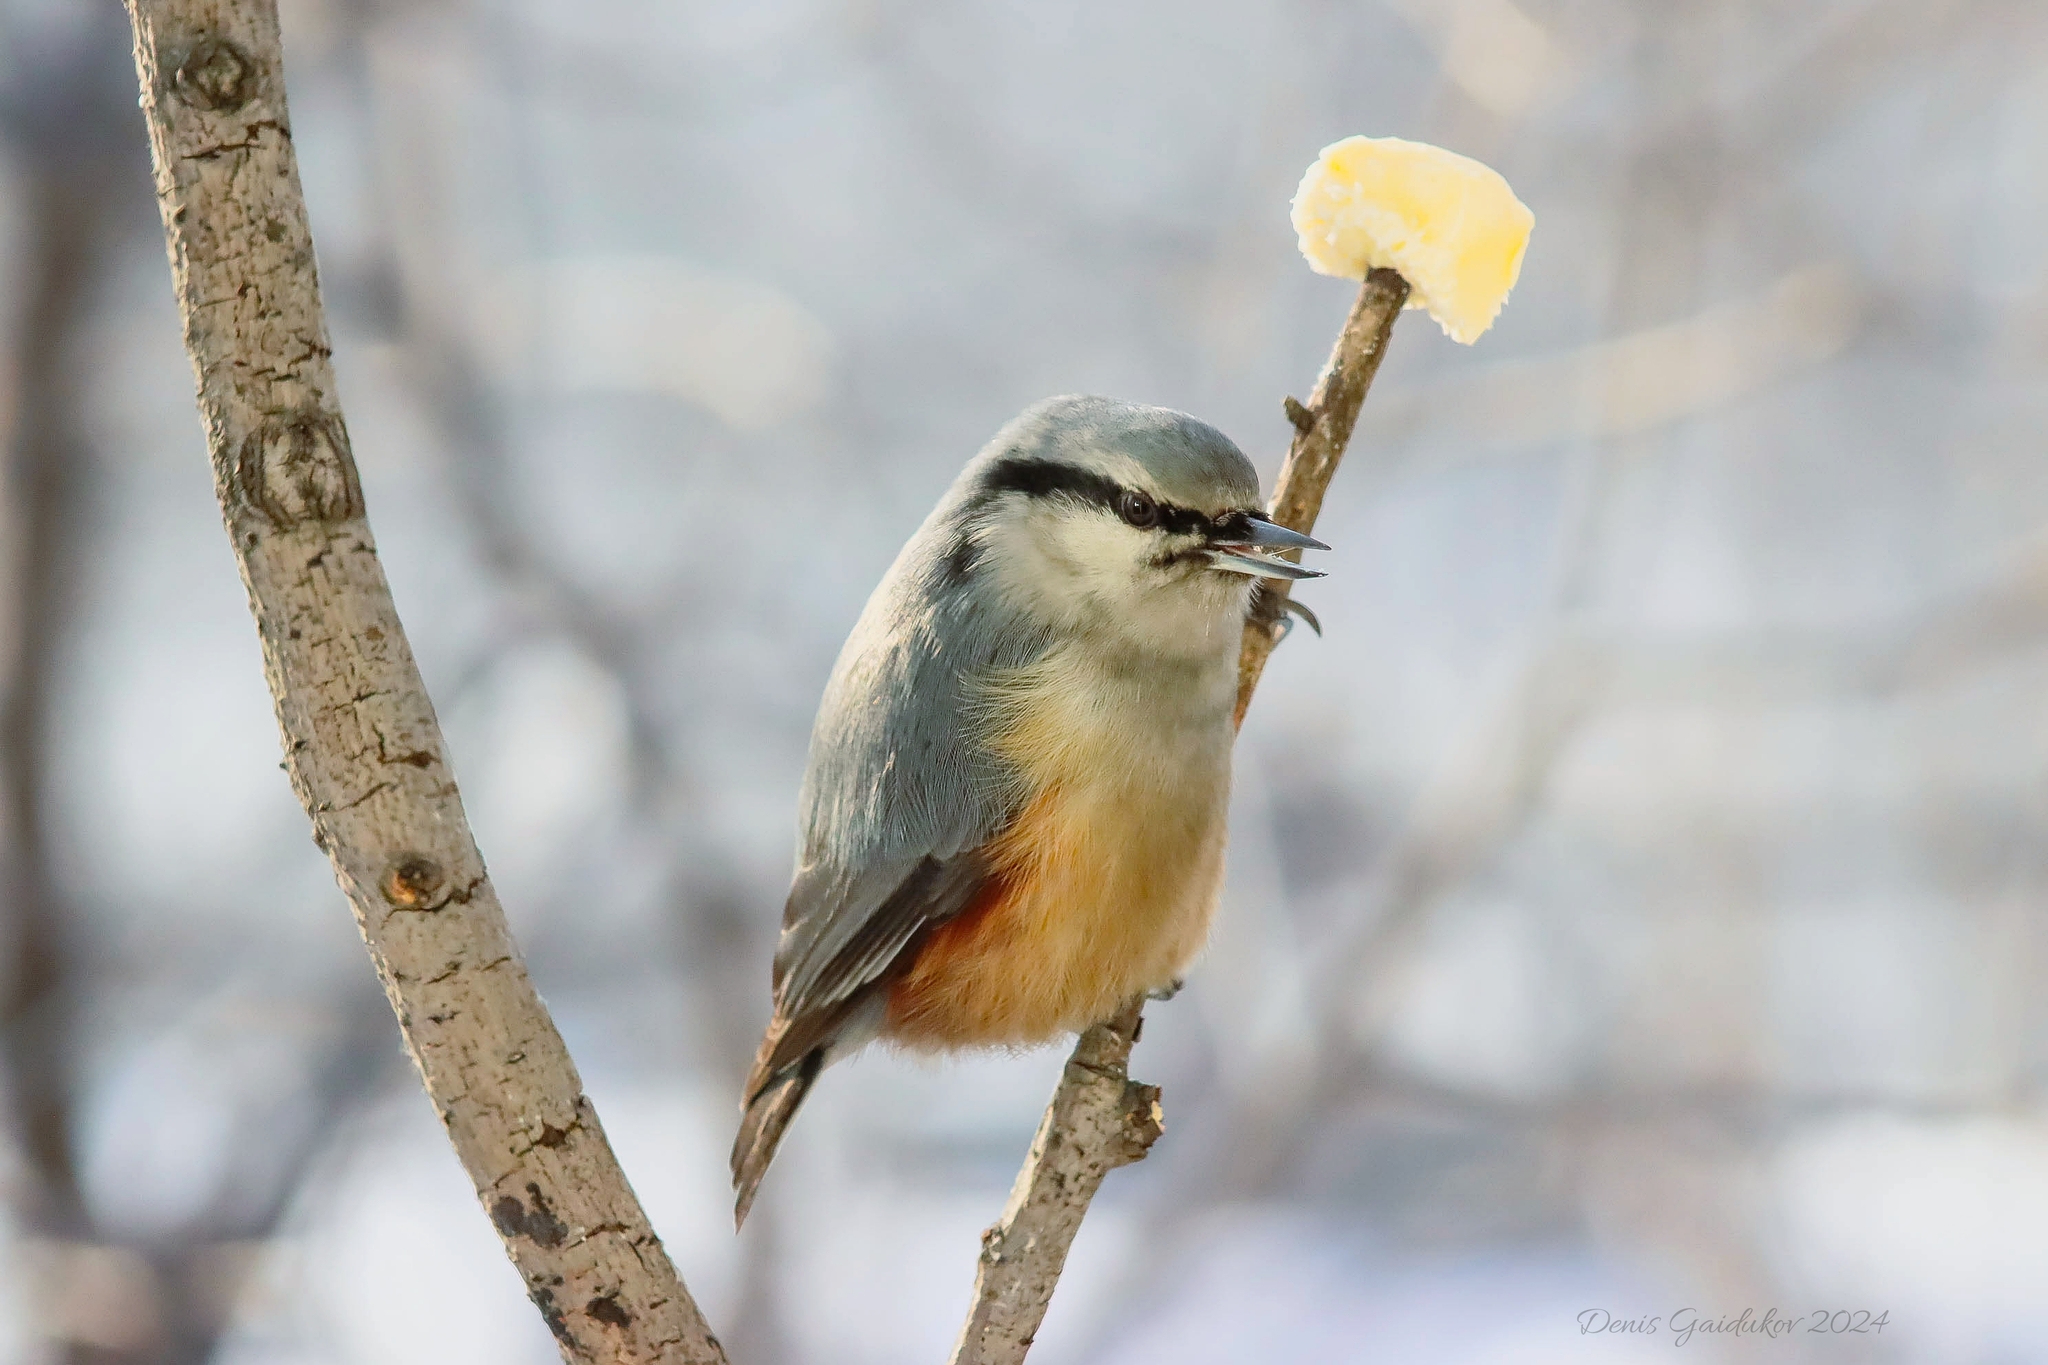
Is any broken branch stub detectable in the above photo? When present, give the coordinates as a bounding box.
[123,3,726,1360]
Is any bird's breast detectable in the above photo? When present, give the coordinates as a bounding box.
[885,642,1236,1048]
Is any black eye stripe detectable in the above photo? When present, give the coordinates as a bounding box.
[979,456,1122,508]
[979,456,1217,537]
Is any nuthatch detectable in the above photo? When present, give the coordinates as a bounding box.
[731,395,1326,1224]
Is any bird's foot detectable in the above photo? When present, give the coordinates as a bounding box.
[1252,585,1322,642]
[1277,597,1327,642]
[1147,978,1185,1002]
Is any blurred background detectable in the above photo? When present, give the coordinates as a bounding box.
[2,0,2047,1360]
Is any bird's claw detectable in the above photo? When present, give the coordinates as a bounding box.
[1147,978,1185,1002]
[1277,597,1321,639]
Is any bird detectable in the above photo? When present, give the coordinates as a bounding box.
[730,394,1326,1226]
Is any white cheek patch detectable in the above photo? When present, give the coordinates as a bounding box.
[1051,508,1151,590]
[977,500,1251,660]
[976,503,1146,625]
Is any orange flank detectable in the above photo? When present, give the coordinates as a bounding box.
[886,655,1232,1047]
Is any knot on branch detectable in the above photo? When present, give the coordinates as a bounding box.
[1110,1080,1164,1167]
[382,854,447,910]
[237,408,363,529]
[175,37,255,112]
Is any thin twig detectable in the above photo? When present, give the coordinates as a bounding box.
[947,267,1412,1365]
[1237,267,1412,725]
[122,3,726,1361]
[948,1002,1159,1365]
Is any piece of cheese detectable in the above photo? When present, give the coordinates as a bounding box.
[1291,135,1533,344]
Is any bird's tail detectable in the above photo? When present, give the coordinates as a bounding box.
[731,1048,823,1228]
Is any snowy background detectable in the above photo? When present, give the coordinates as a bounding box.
[4,0,2048,1361]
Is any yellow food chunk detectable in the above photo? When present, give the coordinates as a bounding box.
[1291,135,1533,344]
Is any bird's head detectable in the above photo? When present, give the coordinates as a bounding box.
[953,396,1325,661]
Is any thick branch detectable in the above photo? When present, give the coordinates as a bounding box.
[122,4,726,1361]
[949,269,1411,1365]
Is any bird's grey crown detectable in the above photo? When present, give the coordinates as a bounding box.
[969,394,1260,512]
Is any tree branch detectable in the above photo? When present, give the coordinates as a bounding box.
[948,267,1412,1365]
[1237,268,1412,724]
[122,4,726,1360]
[948,1002,1160,1365]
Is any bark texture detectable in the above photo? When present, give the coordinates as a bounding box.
[123,4,727,1361]
[950,270,1412,1364]
[948,1002,1159,1365]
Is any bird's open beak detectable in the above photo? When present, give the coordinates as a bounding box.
[1205,514,1328,580]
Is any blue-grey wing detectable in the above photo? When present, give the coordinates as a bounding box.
[760,484,1046,1071]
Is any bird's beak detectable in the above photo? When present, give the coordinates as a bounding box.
[1205,513,1328,580]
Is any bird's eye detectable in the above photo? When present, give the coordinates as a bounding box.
[1118,489,1160,529]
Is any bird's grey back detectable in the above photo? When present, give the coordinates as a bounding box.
[794,476,1046,879]
[769,423,1048,998]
